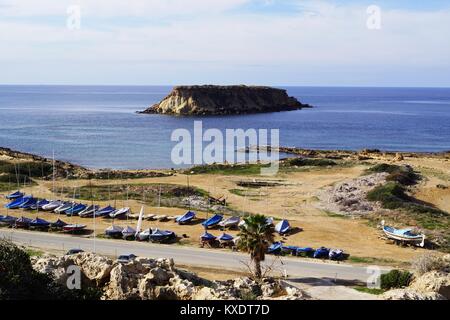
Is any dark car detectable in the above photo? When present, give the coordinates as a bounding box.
[117,254,137,263]
[66,248,84,255]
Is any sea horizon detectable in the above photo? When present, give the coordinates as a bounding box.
[1,85,450,169]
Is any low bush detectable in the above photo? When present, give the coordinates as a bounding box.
[380,269,413,290]
[287,158,337,167]
[411,253,449,275]
[367,163,420,185]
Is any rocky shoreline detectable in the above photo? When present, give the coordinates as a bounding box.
[139,85,312,116]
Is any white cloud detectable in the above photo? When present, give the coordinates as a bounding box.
[0,0,449,85]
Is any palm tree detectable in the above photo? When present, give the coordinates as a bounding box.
[237,214,274,279]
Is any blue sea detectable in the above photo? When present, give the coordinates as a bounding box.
[0,85,450,169]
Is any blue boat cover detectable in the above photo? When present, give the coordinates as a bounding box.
[313,247,330,258]
[218,233,234,242]
[65,203,87,215]
[96,205,116,216]
[268,242,282,253]
[0,215,17,224]
[176,211,196,224]
[275,219,290,234]
[6,191,24,199]
[202,214,223,227]
[30,217,50,227]
[52,219,67,228]
[20,197,38,209]
[200,232,217,241]
[149,229,175,240]
[15,216,33,225]
[5,196,31,209]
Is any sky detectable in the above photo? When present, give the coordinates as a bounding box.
[1,0,450,87]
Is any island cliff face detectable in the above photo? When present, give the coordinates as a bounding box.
[139,85,311,116]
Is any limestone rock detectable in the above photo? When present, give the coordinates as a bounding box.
[382,288,445,300]
[410,271,450,299]
[139,85,311,116]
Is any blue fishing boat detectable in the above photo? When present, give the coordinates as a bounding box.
[4,196,31,209]
[275,219,291,235]
[176,211,196,224]
[268,242,283,254]
[313,247,330,259]
[381,221,425,247]
[15,216,33,228]
[30,217,50,228]
[149,228,176,243]
[51,219,67,229]
[296,247,315,257]
[202,214,223,228]
[6,190,24,199]
[65,203,87,216]
[96,205,116,217]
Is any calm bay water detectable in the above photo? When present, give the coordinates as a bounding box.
[0,85,449,169]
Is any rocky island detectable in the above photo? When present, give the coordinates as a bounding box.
[139,85,311,116]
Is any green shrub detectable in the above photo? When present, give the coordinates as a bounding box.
[287,158,336,167]
[380,270,413,290]
[367,164,420,185]
[0,240,102,300]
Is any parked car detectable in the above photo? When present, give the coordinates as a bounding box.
[66,248,84,255]
[117,253,137,263]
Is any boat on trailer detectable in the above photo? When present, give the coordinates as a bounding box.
[381,221,425,247]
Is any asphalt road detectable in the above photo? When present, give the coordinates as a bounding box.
[0,229,382,283]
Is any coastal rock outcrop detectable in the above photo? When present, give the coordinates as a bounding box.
[139,85,311,116]
[32,252,308,300]
[382,254,450,300]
